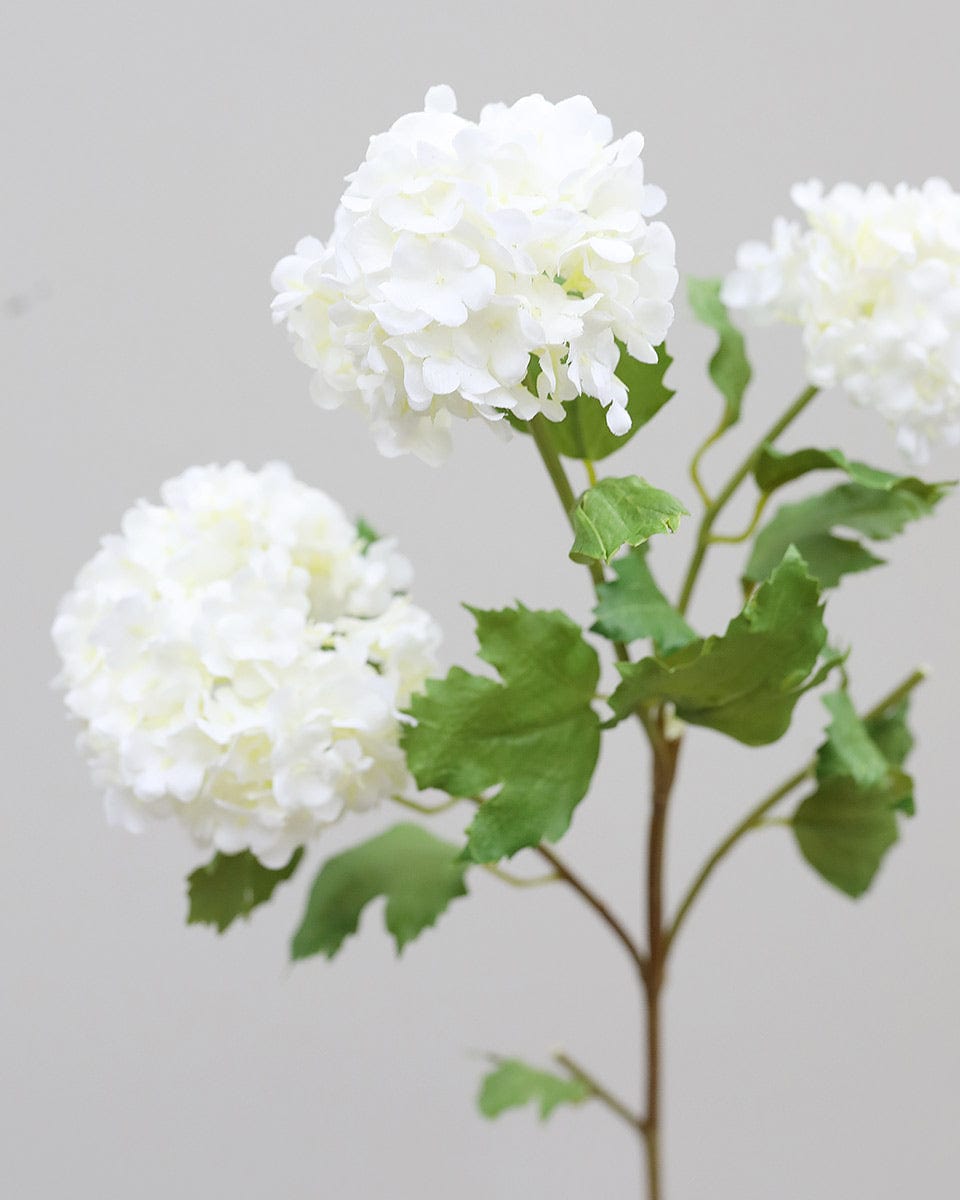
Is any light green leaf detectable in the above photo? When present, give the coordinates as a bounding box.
[403,605,600,862]
[477,1059,590,1121]
[187,847,304,933]
[538,343,675,461]
[745,475,951,587]
[356,516,380,551]
[291,824,468,960]
[592,546,697,653]
[791,687,918,896]
[608,549,831,745]
[570,476,688,564]
[687,277,751,432]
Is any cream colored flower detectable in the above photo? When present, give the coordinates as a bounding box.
[723,179,960,461]
[272,86,677,463]
[52,462,441,866]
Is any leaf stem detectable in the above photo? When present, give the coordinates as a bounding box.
[482,862,561,888]
[708,492,770,545]
[664,666,928,955]
[390,793,465,817]
[677,385,819,616]
[553,1050,643,1132]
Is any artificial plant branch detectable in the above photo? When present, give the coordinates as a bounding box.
[677,384,819,615]
[665,666,928,955]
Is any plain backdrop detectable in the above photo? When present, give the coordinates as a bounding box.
[3,2,959,1197]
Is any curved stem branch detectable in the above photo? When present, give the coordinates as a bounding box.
[677,385,819,616]
[390,793,465,817]
[709,491,770,545]
[482,862,560,888]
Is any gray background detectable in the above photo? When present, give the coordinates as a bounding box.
[4,1,959,1196]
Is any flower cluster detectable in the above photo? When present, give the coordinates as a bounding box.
[52,462,441,866]
[272,85,677,464]
[722,178,960,460]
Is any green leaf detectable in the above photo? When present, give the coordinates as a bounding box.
[477,1059,590,1121]
[569,476,688,564]
[687,277,751,433]
[608,549,830,745]
[791,687,918,896]
[815,690,890,787]
[753,446,915,494]
[744,475,951,587]
[592,546,696,654]
[791,772,908,898]
[187,848,304,933]
[865,699,914,770]
[403,605,600,862]
[356,516,380,551]
[543,342,675,461]
[290,824,468,960]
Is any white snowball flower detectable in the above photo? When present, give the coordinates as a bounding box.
[722,178,960,461]
[272,85,677,463]
[52,462,441,867]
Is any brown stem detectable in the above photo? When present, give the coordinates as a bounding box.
[536,843,647,984]
[641,718,680,1200]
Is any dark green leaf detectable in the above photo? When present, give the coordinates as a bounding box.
[865,699,914,770]
[608,549,830,745]
[791,772,909,898]
[745,476,951,587]
[403,606,600,862]
[515,344,675,460]
[570,476,687,564]
[753,446,913,494]
[816,690,890,787]
[291,824,468,960]
[477,1060,590,1120]
[592,546,696,653]
[187,848,304,933]
[687,277,751,433]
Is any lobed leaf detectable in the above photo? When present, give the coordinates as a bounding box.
[790,687,918,896]
[477,1059,590,1121]
[592,546,696,654]
[187,848,304,933]
[291,824,468,960]
[745,457,952,587]
[570,476,688,565]
[403,605,600,862]
[687,277,752,433]
[608,549,831,745]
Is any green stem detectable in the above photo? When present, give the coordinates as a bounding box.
[391,794,464,817]
[665,666,928,955]
[553,1050,643,1133]
[708,492,770,546]
[665,765,811,956]
[529,415,606,593]
[483,862,560,888]
[677,385,819,616]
